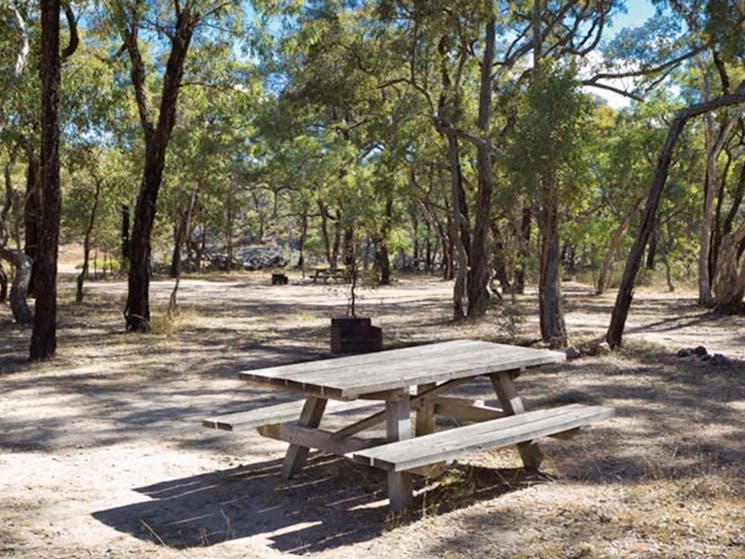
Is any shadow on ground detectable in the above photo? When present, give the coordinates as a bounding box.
[92,455,546,554]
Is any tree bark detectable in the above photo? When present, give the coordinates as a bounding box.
[538,187,567,348]
[120,204,130,272]
[447,133,468,321]
[606,84,745,347]
[467,16,496,318]
[76,177,102,303]
[29,0,62,359]
[23,155,40,296]
[0,246,32,325]
[124,7,196,332]
[170,186,198,278]
[596,194,644,295]
[713,219,745,312]
[514,204,531,294]
[697,105,743,306]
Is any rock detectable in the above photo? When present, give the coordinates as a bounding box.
[566,346,581,360]
[693,345,708,357]
[677,348,693,358]
[710,353,732,367]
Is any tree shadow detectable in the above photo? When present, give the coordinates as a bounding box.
[92,455,548,554]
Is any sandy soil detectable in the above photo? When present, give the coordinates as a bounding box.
[1,271,743,559]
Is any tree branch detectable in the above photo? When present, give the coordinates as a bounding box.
[61,2,79,61]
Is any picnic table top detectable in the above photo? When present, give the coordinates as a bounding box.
[239,339,566,400]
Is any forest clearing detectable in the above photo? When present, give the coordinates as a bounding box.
[1,267,744,559]
[3,1,745,558]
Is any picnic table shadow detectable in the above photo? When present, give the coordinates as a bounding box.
[92,453,550,554]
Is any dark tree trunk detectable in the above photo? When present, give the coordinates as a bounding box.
[490,220,512,295]
[342,224,354,269]
[375,241,391,286]
[607,87,745,347]
[297,210,308,275]
[332,210,342,270]
[76,178,102,303]
[318,200,333,268]
[23,156,40,296]
[120,204,130,272]
[169,187,198,278]
[447,133,468,320]
[124,9,195,332]
[29,0,62,359]
[0,246,32,325]
[596,194,644,295]
[538,191,567,348]
[646,226,657,270]
[0,265,7,303]
[467,17,496,318]
[514,204,531,294]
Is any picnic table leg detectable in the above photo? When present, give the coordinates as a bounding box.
[281,396,327,479]
[385,391,413,510]
[415,383,436,436]
[489,372,544,470]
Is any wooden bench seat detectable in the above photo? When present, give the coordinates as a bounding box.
[350,403,613,472]
[203,399,378,431]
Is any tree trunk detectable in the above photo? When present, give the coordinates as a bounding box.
[0,246,32,325]
[76,178,102,303]
[29,0,62,359]
[606,86,745,347]
[342,224,355,269]
[447,133,468,321]
[124,8,195,332]
[466,16,496,318]
[490,220,512,295]
[712,216,745,312]
[697,106,744,306]
[170,186,198,278]
[646,225,657,270]
[23,155,40,296]
[0,265,7,302]
[538,189,567,348]
[596,194,644,295]
[514,204,531,294]
[120,204,130,272]
[297,210,307,276]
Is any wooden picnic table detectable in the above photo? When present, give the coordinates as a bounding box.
[204,339,614,510]
[309,266,348,283]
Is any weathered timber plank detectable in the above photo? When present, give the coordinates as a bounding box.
[241,349,564,399]
[202,399,377,431]
[239,340,565,399]
[385,392,414,510]
[282,397,326,479]
[490,371,543,469]
[431,397,505,423]
[351,404,614,472]
[330,378,470,440]
[257,423,382,456]
[241,340,484,380]
[239,345,514,396]
[415,383,437,436]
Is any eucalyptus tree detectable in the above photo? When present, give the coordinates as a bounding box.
[98,0,243,332]
[29,0,79,360]
[605,0,745,345]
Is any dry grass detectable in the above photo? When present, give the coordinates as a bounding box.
[0,271,743,559]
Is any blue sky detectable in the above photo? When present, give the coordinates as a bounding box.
[610,0,657,32]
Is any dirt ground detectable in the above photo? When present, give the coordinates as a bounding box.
[1,269,744,559]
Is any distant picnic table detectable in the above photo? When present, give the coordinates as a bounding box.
[309,266,349,283]
[204,340,614,510]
